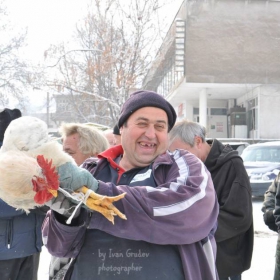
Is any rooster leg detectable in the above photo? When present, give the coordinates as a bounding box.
[76,186,127,221]
[104,202,127,221]
[85,199,117,224]
[79,186,126,201]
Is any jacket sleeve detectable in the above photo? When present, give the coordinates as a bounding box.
[273,173,280,231]
[262,181,277,212]
[262,179,278,232]
[213,159,253,243]
[90,151,219,245]
[42,209,89,258]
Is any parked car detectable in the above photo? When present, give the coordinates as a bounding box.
[241,141,280,197]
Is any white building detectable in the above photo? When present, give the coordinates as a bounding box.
[142,0,280,139]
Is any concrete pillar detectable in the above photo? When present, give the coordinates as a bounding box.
[199,89,207,127]
[184,102,193,121]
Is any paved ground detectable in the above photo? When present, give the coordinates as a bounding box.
[38,247,51,280]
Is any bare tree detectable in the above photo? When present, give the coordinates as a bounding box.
[45,0,169,127]
[0,1,40,111]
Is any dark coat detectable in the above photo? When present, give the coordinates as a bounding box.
[205,139,254,278]
[0,109,44,261]
[0,199,46,260]
[262,179,278,232]
[273,173,280,229]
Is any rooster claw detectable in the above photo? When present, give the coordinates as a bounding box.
[76,186,127,224]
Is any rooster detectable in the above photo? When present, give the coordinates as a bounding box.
[0,116,126,224]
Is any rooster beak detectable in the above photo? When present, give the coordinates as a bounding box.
[48,189,58,197]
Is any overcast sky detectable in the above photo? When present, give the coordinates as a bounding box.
[5,0,183,63]
[6,0,88,62]
[4,0,183,111]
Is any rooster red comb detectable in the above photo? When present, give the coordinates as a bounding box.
[33,155,59,204]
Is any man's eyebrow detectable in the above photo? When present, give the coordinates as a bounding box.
[156,120,167,124]
[136,117,149,121]
[136,117,167,124]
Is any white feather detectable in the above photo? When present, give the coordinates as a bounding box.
[0,116,76,212]
[0,151,43,212]
[1,116,50,152]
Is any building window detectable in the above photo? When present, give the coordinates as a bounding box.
[193,107,199,115]
[247,97,258,131]
[156,19,185,96]
[210,108,227,115]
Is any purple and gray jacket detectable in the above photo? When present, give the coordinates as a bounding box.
[44,146,219,280]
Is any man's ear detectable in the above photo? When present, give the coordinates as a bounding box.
[195,136,203,147]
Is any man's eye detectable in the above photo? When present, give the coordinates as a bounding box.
[156,125,165,130]
[137,122,147,127]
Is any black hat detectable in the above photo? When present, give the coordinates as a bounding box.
[113,124,121,135]
[118,90,177,131]
[0,108,22,141]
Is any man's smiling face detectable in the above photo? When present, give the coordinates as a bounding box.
[120,107,169,170]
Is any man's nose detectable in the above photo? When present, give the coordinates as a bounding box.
[145,125,156,138]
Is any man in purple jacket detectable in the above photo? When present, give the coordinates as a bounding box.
[44,90,219,280]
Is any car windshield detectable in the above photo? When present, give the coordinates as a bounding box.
[241,146,280,163]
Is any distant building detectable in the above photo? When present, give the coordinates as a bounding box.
[51,92,112,128]
[28,90,112,132]
[142,0,280,139]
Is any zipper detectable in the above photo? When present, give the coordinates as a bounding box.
[87,212,92,228]
[7,220,13,249]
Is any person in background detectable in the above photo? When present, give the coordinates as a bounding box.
[0,108,46,280]
[49,122,110,280]
[0,108,21,147]
[168,119,254,280]
[59,122,109,166]
[103,129,115,147]
[270,173,280,280]
[262,178,278,232]
[113,123,121,145]
[43,90,219,280]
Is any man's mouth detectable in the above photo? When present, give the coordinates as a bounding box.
[139,142,156,148]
